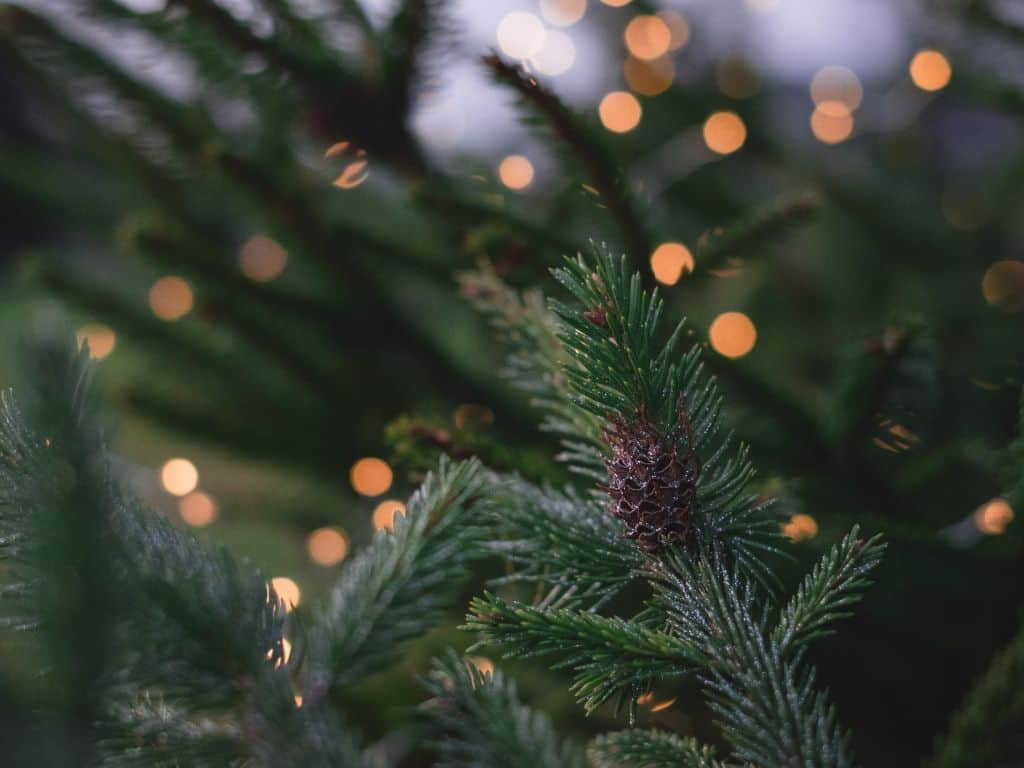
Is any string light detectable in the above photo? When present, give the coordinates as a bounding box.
[658,10,689,51]
[76,324,116,359]
[307,527,349,566]
[702,111,747,155]
[498,155,534,190]
[497,12,545,60]
[981,260,1024,312]
[909,50,951,92]
[470,657,494,675]
[373,500,407,532]
[782,514,819,542]
[350,457,393,496]
[974,498,1014,535]
[709,312,757,358]
[600,0,632,6]
[149,276,193,321]
[240,235,287,282]
[161,458,199,497]
[325,142,369,189]
[624,15,672,61]
[531,29,576,76]
[810,66,862,113]
[649,243,694,286]
[810,102,854,144]
[539,0,586,28]
[599,91,642,133]
[271,577,301,611]
[179,492,217,527]
[624,56,674,96]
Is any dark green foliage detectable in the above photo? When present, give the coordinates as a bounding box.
[588,729,720,768]
[422,653,586,768]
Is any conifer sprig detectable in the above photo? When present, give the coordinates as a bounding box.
[422,653,586,768]
[587,729,721,768]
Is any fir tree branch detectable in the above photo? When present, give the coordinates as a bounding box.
[484,54,653,264]
[313,458,491,691]
[772,526,886,652]
[588,729,721,768]
[421,652,586,768]
[929,623,1024,768]
[464,592,705,714]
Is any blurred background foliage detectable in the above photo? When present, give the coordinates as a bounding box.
[0,0,1023,765]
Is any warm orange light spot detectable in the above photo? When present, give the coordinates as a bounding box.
[636,692,655,705]
[470,656,494,675]
[532,28,576,76]
[709,312,757,358]
[601,0,632,6]
[149,276,193,321]
[281,637,292,664]
[649,696,677,712]
[716,57,760,100]
[498,155,534,191]
[810,102,854,144]
[975,498,1014,535]
[702,111,747,155]
[76,324,116,360]
[982,260,1024,312]
[271,577,301,611]
[497,12,546,60]
[624,56,674,96]
[810,66,863,113]
[179,492,218,527]
[240,235,287,282]
[325,141,350,159]
[333,160,369,189]
[161,458,199,497]
[373,499,407,532]
[540,0,586,27]
[293,694,303,708]
[909,50,951,92]
[454,404,495,430]
[782,513,819,542]
[658,11,689,50]
[307,527,349,566]
[650,243,694,286]
[624,15,672,61]
[599,91,642,133]
[350,457,393,496]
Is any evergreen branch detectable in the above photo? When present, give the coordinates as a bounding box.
[588,730,721,768]
[773,527,885,652]
[929,623,1024,768]
[421,652,586,768]
[383,0,441,115]
[696,192,818,273]
[313,458,490,691]
[484,54,653,263]
[483,477,643,608]
[653,551,859,768]
[464,592,705,714]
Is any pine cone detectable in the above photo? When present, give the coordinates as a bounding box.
[603,404,700,553]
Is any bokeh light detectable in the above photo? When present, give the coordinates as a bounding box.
[650,243,694,286]
[702,111,746,155]
[909,50,951,92]
[624,55,674,96]
[271,577,301,610]
[325,141,369,189]
[600,0,632,6]
[497,12,545,60]
[470,656,494,675]
[350,457,393,496]
[709,312,757,358]
[179,492,217,527]
[539,0,586,27]
[599,91,642,133]
[240,235,288,282]
[76,324,116,360]
[149,276,193,321]
[624,15,672,61]
[307,527,349,566]
[161,458,199,497]
[658,11,689,51]
[373,499,407,532]
[498,155,534,190]
[531,28,576,76]
[811,102,854,144]
[782,513,819,542]
[810,66,863,113]
[974,498,1014,535]
[981,260,1024,312]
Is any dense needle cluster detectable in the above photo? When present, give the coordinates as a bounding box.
[603,400,701,553]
